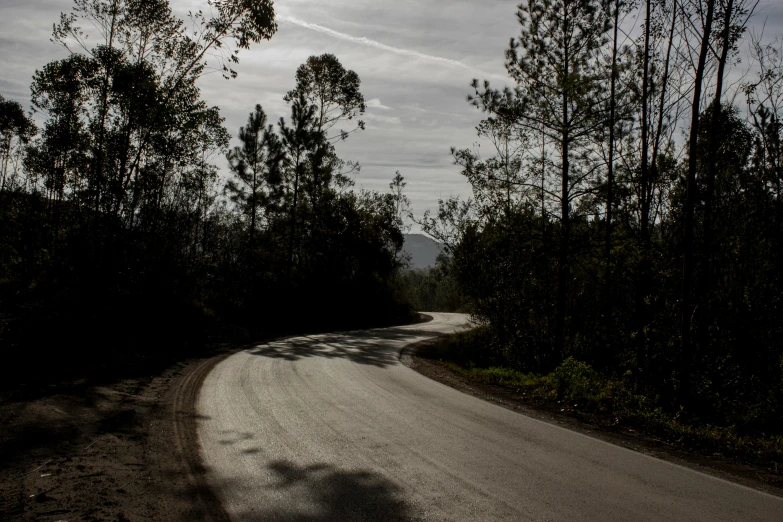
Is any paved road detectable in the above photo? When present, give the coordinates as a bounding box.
[197,313,783,521]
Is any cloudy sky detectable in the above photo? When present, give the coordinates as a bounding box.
[2,0,782,229]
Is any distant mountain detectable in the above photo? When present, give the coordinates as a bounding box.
[402,234,442,270]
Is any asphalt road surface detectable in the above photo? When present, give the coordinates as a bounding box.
[197,313,783,521]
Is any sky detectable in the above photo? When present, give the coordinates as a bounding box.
[2,0,782,231]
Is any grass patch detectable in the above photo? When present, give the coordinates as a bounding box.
[442,363,542,388]
[426,330,783,473]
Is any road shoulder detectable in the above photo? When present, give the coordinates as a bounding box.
[0,352,231,521]
[401,338,783,499]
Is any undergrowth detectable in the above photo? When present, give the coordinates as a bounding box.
[430,330,783,473]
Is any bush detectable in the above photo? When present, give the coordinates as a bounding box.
[544,357,607,402]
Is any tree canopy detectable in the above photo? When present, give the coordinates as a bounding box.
[0,0,413,388]
[420,0,783,436]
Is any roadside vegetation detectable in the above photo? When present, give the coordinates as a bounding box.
[0,0,414,388]
[413,0,783,474]
[428,329,783,470]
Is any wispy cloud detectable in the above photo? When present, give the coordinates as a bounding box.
[365,113,402,125]
[279,15,500,79]
[367,98,393,110]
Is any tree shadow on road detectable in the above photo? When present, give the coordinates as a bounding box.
[236,460,418,521]
[245,325,445,368]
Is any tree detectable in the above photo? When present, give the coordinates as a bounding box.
[0,96,37,194]
[27,55,92,210]
[631,0,685,371]
[458,84,532,224]
[700,0,756,311]
[503,0,612,355]
[603,0,622,326]
[680,0,716,403]
[37,0,275,230]
[284,54,366,212]
[389,171,411,233]
[744,37,783,269]
[278,91,322,273]
[225,104,283,238]
[284,54,366,140]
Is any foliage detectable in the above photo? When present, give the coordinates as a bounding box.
[0,95,37,193]
[396,254,468,313]
[284,53,366,141]
[0,0,413,386]
[420,0,783,442]
[224,104,283,236]
[430,332,783,468]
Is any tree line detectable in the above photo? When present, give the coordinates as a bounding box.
[422,0,783,431]
[0,0,412,383]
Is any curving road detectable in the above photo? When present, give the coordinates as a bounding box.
[197,313,783,521]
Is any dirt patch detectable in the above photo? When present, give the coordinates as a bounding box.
[401,339,783,498]
[150,354,231,521]
[0,352,231,521]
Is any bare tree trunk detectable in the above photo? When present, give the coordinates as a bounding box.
[605,0,620,352]
[701,0,735,312]
[288,155,302,278]
[0,139,11,195]
[93,0,119,209]
[651,0,678,170]
[636,0,653,372]
[251,168,258,239]
[541,129,546,222]
[556,29,571,361]
[681,0,716,405]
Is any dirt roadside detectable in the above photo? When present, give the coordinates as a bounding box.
[401,338,783,499]
[0,316,426,521]
[0,351,231,521]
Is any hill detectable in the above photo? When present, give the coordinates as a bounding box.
[402,234,442,270]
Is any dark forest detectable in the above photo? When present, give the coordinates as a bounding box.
[0,0,414,386]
